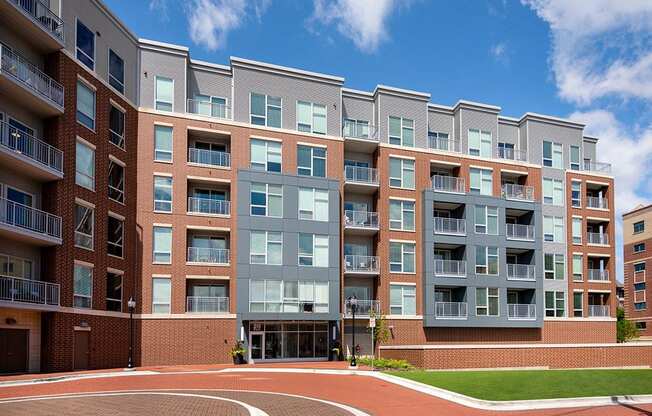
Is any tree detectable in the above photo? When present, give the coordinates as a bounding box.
[617,307,639,343]
[369,311,391,346]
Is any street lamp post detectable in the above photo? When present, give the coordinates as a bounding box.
[348,295,358,368]
[127,297,136,369]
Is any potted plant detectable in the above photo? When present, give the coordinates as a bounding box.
[230,341,246,364]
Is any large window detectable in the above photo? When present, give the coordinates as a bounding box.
[75,139,95,190]
[389,199,415,231]
[474,205,498,235]
[297,101,327,134]
[152,277,171,314]
[634,221,645,234]
[76,80,96,130]
[390,284,416,315]
[108,215,124,258]
[545,291,565,317]
[389,116,414,147]
[74,203,94,250]
[298,234,329,267]
[389,242,416,273]
[109,105,125,149]
[106,271,122,312]
[543,141,563,168]
[571,181,581,207]
[250,183,282,217]
[470,167,492,195]
[153,226,172,264]
[76,19,94,70]
[250,93,281,128]
[297,145,326,177]
[468,129,492,157]
[544,253,565,280]
[634,243,646,253]
[572,254,583,281]
[570,145,581,170]
[0,254,33,279]
[154,125,173,162]
[250,231,282,265]
[249,280,329,313]
[153,176,172,212]
[543,216,564,242]
[543,178,564,205]
[155,76,174,111]
[573,292,583,317]
[108,159,124,203]
[389,157,415,189]
[250,139,281,172]
[108,49,125,94]
[476,246,498,275]
[476,287,499,316]
[572,217,582,244]
[298,188,329,221]
[74,263,93,308]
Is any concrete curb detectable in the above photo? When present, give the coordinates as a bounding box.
[0,370,160,387]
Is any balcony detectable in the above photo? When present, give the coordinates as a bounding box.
[187,197,230,216]
[0,120,63,180]
[433,217,466,236]
[0,275,59,308]
[429,136,461,153]
[587,232,609,245]
[506,223,535,241]
[187,99,231,120]
[434,259,466,278]
[186,296,229,313]
[188,148,231,169]
[508,304,536,320]
[584,161,612,174]
[344,166,379,193]
[431,175,465,194]
[507,264,536,281]
[0,0,64,51]
[344,255,379,275]
[0,44,64,115]
[0,198,61,245]
[502,184,535,202]
[343,210,379,235]
[588,305,610,317]
[435,302,467,319]
[187,247,230,265]
[495,147,527,162]
[586,196,608,210]
[343,300,380,317]
[588,269,610,282]
[342,120,377,141]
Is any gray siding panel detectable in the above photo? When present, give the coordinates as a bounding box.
[428,111,454,136]
[498,122,518,145]
[459,108,498,154]
[525,119,583,170]
[187,68,232,104]
[139,48,187,112]
[342,96,374,124]
[377,93,428,148]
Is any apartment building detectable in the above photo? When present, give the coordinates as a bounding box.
[623,204,652,338]
[0,0,617,373]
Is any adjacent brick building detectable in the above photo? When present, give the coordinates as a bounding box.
[623,204,652,338]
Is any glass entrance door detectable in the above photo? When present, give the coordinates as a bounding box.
[249,332,264,361]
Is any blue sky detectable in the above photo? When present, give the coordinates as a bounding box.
[106,0,652,277]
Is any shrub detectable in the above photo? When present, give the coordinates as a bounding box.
[355,357,413,370]
[617,307,639,343]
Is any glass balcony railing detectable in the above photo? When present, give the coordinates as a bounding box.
[188,148,231,168]
[431,175,465,193]
[435,302,467,319]
[434,259,466,278]
[187,247,230,264]
[344,165,378,185]
[508,304,536,320]
[186,99,230,120]
[588,305,610,317]
[343,300,380,317]
[506,223,535,241]
[507,264,536,281]
[186,296,229,313]
[583,161,612,174]
[495,147,527,162]
[588,269,609,281]
[344,255,379,274]
[502,184,535,201]
[429,136,461,153]
[587,232,609,245]
[187,197,230,216]
[342,120,377,141]
[586,196,608,209]
[433,217,465,235]
[344,210,379,229]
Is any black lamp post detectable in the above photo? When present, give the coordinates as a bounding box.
[348,295,358,367]
[127,297,136,369]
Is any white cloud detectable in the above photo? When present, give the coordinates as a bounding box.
[149,0,169,21]
[489,42,508,64]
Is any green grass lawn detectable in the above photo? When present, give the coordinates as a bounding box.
[388,369,652,401]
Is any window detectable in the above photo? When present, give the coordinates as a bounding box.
[543,178,564,205]
[545,291,565,317]
[570,145,581,170]
[73,263,93,308]
[571,181,581,207]
[250,183,282,217]
[76,19,94,70]
[154,125,173,162]
[298,234,329,267]
[106,271,122,312]
[108,215,124,258]
[297,101,327,134]
[250,231,282,265]
[476,246,498,275]
[634,221,645,234]
[0,254,33,279]
[193,94,227,118]
[635,302,647,310]
[152,277,171,314]
[572,254,583,281]
[573,292,583,317]
[298,188,329,221]
[74,203,94,250]
[75,139,95,190]
[428,131,450,150]
[635,243,646,253]
[250,139,281,172]
[635,282,646,291]
[108,159,124,203]
[572,217,582,244]
[476,287,499,316]
[543,216,564,242]
[297,145,326,177]
[389,199,415,231]
[108,49,124,94]
[153,176,172,212]
[343,119,370,138]
[543,141,563,168]
[636,322,647,329]
[155,76,174,111]
[469,168,493,195]
[474,205,498,235]
[468,129,492,157]
[249,280,329,313]
[109,105,125,149]
[544,253,565,280]
[76,80,96,130]
[389,157,415,189]
[250,93,281,128]
[389,242,416,273]
[635,262,646,273]
[390,284,416,315]
[153,226,172,264]
[389,116,414,147]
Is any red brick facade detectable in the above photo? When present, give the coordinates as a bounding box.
[623,205,652,337]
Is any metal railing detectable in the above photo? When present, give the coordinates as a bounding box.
[588,269,610,281]
[431,175,465,193]
[10,0,64,41]
[0,119,62,173]
[344,165,378,185]
[343,300,380,317]
[434,259,466,277]
[342,120,377,141]
[588,305,610,317]
[186,99,230,119]
[587,232,609,245]
[0,275,59,306]
[186,296,229,313]
[502,184,535,201]
[188,148,231,168]
[435,302,467,319]
[344,210,379,229]
[0,197,61,239]
[506,223,535,241]
[187,197,230,216]
[508,304,536,320]
[433,217,466,235]
[0,44,64,108]
[429,136,461,153]
[584,161,612,174]
[507,264,536,281]
[344,255,379,274]
[187,247,230,264]
[586,196,608,209]
[495,147,527,162]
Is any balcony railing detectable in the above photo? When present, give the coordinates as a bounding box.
[429,136,461,153]
[433,217,466,235]
[508,304,536,320]
[0,198,61,240]
[343,300,380,317]
[507,264,536,281]
[434,259,466,278]
[0,275,59,306]
[186,99,230,119]
[584,161,612,174]
[342,120,377,141]
[344,255,379,274]
[587,232,609,245]
[187,197,230,216]
[588,269,610,281]
[10,0,65,41]
[431,175,465,193]
[187,247,230,264]
[0,44,64,108]
[588,305,610,317]
[506,223,535,241]
[344,165,378,185]
[188,148,231,168]
[495,147,527,162]
[502,184,535,201]
[586,196,608,209]
[0,120,63,173]
[435,302,467,319]
[186,296,229,313]
[344,210,379,229]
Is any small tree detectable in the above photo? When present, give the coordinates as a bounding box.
[617,307,639,343]
[369,311,391,346]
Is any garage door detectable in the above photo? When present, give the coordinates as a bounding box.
[0,329,28,374]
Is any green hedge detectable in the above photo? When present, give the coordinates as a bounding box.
[355,357,413,370]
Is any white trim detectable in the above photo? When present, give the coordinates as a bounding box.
[153,171,173,177]
[500,168,528,175]
[74,197,95,209]
[250,134,283,143]
[586,179,610,186]
[73,326,91,332]
[187,175,230,184]
[388,153,416,160]
[152,274,172,278]
[186,275,230,280]
[429,159,461,167]
[469,164,493,171]
[388,196,416,202]
[389,281,417,286]
[76,135,96,150]
[297,141,327,148]
[108,154,126,167]
[186,225,230,232]
[153,121,174,127]
[74,259,94,268]
[389,239,417,244]
[187,125,231,136]
[107,267,124,275]
[152,223,172,227]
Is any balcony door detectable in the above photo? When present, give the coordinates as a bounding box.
[194,188,226,201]
[433,249,451,261]
[194,141,227,153]
[344,285,371,301]
[189,284,226,298]
[434,288,451,302]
